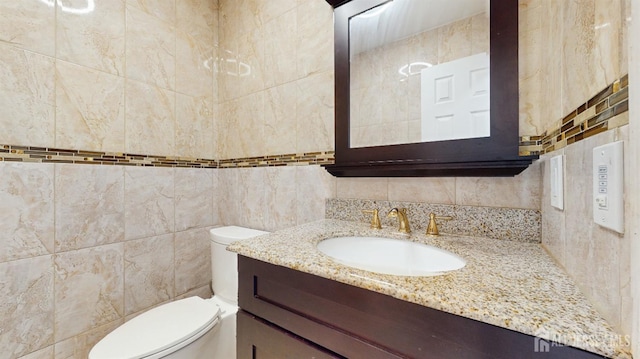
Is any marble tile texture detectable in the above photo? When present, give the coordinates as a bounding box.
[0,163,55,263]
[0,161,217,357]
[541,126,632,338]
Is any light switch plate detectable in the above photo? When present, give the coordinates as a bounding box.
[550,155,564,210]
[593,141,624,233]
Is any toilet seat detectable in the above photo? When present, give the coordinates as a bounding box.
[89,296,220,359]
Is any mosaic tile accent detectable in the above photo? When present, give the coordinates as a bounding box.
[326,198,541,243]
[218,151,335,168]
[518,135,542,156]
[540,74,629,154]
[0,144,335,169]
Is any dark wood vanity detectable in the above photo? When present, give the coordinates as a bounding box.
[236,256,606,358]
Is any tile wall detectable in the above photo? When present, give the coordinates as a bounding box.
[0,1,221,358]
[0,164,215,358]
[521,0,633,338]
[0,0,218,158]
[216,0,335,159]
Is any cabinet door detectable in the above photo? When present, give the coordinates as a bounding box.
[237,311,343,359]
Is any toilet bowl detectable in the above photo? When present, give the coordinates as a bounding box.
[89,226,268,359]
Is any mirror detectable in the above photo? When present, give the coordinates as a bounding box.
[324,0,537,177]
[350,0,490,148]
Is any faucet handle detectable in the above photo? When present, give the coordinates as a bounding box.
[426,212,453,235]
[361,209,382,229]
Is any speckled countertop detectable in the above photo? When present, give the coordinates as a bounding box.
[228,220,632,358]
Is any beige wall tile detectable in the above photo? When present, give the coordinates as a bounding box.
[219,0,261,42]
[0,44,55,147]
[53,319,122,359]
[218,26,265,102]
[336,178,389,201]
[175,228,212,296]
[175,168,214,232]
[471,13,489,55]
[438,16,472,63]
[235,28,266,99]
[216,169,240,225]
[264,9,297,88]
[124,234,174,315]
[258,0,296,25]
[54,244,124,341]
[55,61,125,152]
[176,25,214,98]
[18,346,53,359]
[295,0,333,78]
[124,167,175,240]
[175,94,214,158]
[211,169,222,225]
[561,0,623,114]
[176,284,212,300]
[218,92,265,159]
[54,164,125,252]
[238,167,268,230]
[264,166,297,231]
[0,0,55,56]
[125,80,176,156]
[518,0,544,136]
[264,82,297,155]
[0,255,54,358]
[296,166,336,225]
[545,127,632,334]
[387,178,456,205]
[0,163,54,263]
[125,5,176,91]
[455,161,542,210]
[296,71,334,153]
[126,0,176,26]
[56,0,125,76]
[177,0,218,33]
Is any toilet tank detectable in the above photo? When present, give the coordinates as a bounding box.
[209,226,268,303]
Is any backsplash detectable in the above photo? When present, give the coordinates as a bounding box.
[326,198,541,243]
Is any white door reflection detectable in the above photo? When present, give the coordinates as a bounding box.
[421,52,490,142]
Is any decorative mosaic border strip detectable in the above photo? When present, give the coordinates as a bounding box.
[519,135,543,156]
[218,152,335,168]
[0,144,336,169]
[541,75,629,154]
[326,198,541,243]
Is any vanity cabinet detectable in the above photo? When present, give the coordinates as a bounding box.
[237,256,606,359]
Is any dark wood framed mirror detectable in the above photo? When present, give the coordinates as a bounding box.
[323,0,538,177]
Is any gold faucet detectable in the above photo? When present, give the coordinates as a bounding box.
[387,208,411,234]
[426,212,453,235]
[361,209,382,229]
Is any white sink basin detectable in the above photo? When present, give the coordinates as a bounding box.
[317,236,465,276]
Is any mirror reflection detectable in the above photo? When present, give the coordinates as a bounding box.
[349,0,490,148]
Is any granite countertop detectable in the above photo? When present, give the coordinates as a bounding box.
[227,219,632,358]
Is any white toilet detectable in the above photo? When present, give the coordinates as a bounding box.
[89,226,267,359]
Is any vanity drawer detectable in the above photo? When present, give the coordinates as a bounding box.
[237,310,342,359]
[238,256,607,359]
